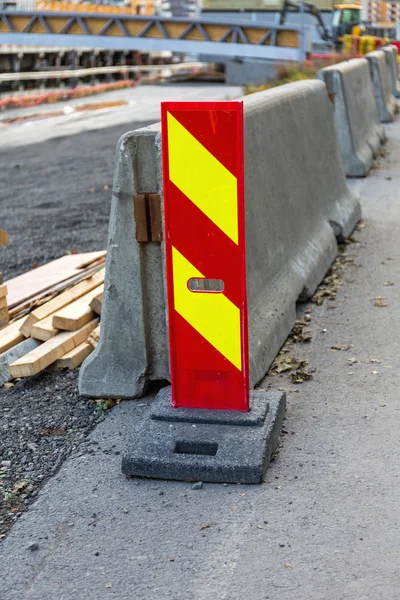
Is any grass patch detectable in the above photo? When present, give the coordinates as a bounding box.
[244,58,346,95]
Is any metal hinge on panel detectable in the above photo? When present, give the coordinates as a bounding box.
[133,193,162,243]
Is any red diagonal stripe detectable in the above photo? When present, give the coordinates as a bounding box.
[166,179,242,308]
[171,312,247,410]
[168,106,239,176]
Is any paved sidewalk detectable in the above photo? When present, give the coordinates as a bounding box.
[1,122,400,600]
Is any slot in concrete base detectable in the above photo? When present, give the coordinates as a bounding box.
[122,387,286,484]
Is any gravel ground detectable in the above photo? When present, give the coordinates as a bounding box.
[0,120,152,280]
[0,120,152,539]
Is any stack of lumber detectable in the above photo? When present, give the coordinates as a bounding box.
[0,252,105,384]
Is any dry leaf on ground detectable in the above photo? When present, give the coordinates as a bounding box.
[331,344,352,351]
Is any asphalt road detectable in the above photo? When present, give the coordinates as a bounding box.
[2,87,400,599]
[0,83,242,149]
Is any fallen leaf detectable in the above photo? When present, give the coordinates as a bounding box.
[103,184,109,190]
[291,369,313,383]
[13,481,28,493]
[347,357,358,364]
[379,403,387,407]
[289,320,312,343]
[272,355,301,374]
[240,493,247,497]
[383,281,394,286]
[331,344,352,351]
[199,523,210,530]
[284,563,293,568]
[371,371,379,375]
[356,220,367,231]
[367,359,382,364]
[3,382,14,389]
[374,299,388,307]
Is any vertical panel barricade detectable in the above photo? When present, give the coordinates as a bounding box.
[161,102,249,411]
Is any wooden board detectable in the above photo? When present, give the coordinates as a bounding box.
[51,341,93,370]
[52,284,104,331]
[89,292,103,316]
[6,251,106,308]
[9,318,99,378]
[87,324,100,349]
[0,284,8,299]
[0,230,8,246]
[9,260,105,321]
[0,307,9,322]
[20,270,105,337]
[0,316,27,354]
[31,315,59,341]
[0,296,8,310]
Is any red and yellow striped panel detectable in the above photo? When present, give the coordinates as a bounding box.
[161,102,249,411]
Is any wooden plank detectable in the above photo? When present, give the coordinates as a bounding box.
[149,193,163,242]
[0,296,8,310]
[52,284,104,331]
[9,260,105,320]
[0,230,8,246]
[0,307,9,322]
[0,284,8,299]
[31,315,59,341]
[88,324,100,349]
[6,251,106,308]
[9,318,99,378]
[0,316,27,354]
[20,270,105,337]
[133,194,149,242]
[89,292,102,316]
[51,341,93,371]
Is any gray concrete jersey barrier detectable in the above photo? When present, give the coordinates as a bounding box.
[79,79,360,399]
[382,45,400,99]
[366,49,397,123]
[318,58,386,177]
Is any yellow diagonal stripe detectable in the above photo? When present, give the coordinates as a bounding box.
[172,246,242,371]
[167,112,239,244]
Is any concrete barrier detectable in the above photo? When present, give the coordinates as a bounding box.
[366,49,397,123]
[318,58,386,177]
[79,79,360,399]
[382,45,400,99]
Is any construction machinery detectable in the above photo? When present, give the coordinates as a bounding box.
[279,0,362,44]
[279,0,396,47]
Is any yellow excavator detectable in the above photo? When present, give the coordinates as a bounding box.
[279,0,394,47]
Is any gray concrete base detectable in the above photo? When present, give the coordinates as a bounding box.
[121,387,286,484]
[382,46,400,99]
[366,50,397,123]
